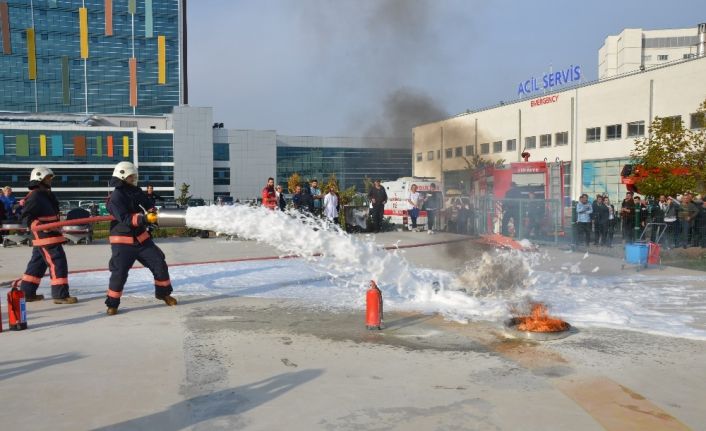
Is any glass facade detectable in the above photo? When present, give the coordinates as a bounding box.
[213,167,229,186]
[0,128,133,162]
[213,142,229,161]
[0,0,181,115]
[137,132,173,162]
[139,165,173,187]
[0,129,175,200]
[582,158,630,204]
[277,146,412,191]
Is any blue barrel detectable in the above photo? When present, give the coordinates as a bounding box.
[625,243,649,264]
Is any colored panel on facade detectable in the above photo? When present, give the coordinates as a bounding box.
[128,0,136,14]
[51,135,63,156]
[27,28,36,80]
[122,136,129,158]
[105,0,113,36]
[39,134,47,157]
[158,36,166,84]
[0,134,4,156]
[61,56,70,105]
[16,135,29,157]
[107,135,114,157]
[129,58,137,107]
[0,2,11,55]
[79,7,88,59]
[96,136,103,157]
[145,0,153,38]
[73,136,87,157]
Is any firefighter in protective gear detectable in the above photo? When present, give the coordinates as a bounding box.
[19,166,78,304]
[105,162,176,315]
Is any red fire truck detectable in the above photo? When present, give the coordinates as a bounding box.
[469,159,569,236]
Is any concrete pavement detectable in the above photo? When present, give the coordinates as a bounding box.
[0,232,705,430]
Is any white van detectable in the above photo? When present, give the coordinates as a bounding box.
[381,177,444,230]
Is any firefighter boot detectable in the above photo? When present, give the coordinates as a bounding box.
[159,295,177,306]
[106,307,118,316]
[26,294,45,302]
[53,296,78,304]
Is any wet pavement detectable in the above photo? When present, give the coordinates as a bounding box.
[1,233,705,430]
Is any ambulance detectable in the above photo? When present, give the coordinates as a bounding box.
[381,177,443,230]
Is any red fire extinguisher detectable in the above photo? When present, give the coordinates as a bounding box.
[366,280,383,330]
[7,286,28,331]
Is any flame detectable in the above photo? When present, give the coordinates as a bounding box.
[516,302,568,332]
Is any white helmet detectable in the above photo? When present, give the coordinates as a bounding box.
[113,161,138,185]
[30,166,54,182]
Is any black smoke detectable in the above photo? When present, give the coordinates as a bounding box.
[291,0,453,139]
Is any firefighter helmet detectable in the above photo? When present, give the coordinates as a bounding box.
[113,161,138,185]
[30,166,54,182]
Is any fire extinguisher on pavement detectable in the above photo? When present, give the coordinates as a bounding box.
[366,280,383,330]
[7,286,28,331]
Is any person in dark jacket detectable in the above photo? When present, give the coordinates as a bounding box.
[292,185,303,210]
[591,194,602,245]
[423,183,441,234]
[0,186,17,220]
[299,184,314,213]
[620,191,636,243]
[18,167,77,304]
[594,195,610,246]
[276,185,287,211]
[368,179,388,233]
[105,162,176,315]
[145,183,163,209]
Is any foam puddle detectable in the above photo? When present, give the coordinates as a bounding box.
[63,205,706,340]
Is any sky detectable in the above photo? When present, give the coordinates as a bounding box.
[187,0,704,137]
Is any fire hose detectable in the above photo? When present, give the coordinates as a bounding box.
[30,209,188,232]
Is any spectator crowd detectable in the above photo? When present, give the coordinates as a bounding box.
[574,191,706,249]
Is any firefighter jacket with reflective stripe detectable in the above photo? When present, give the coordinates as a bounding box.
[108,177,155,245]
[21,183,65,247]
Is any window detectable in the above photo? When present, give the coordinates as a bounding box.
[416,152,423,162]
[684,53,695,60]
[586,127,601,142]
[454,147,462,157]
[540,134,551,147]
[506,139,516,152]
[627,121,645,137]
[427,151,434,161]
[480,143,489,154]
[524,136,536,149]
[606,124,622,140]
[642,55,652,62]
[492,141,502,153]
[445,148,453,158]
[662,115,682,132]
[213,143,229,161]
[555,132,568,146]
[690,113,705,129]
[465,145,474,156]
[658,54,668,61]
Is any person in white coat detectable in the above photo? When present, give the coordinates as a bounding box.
[323,186,339,224]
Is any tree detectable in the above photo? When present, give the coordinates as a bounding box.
[362,176,374,195]
[323,173,339,193]
[629,100,706,197]
[287,173,301,193]
[462,154,506,171]
[460,154,506,193]
[175,183,191,207]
